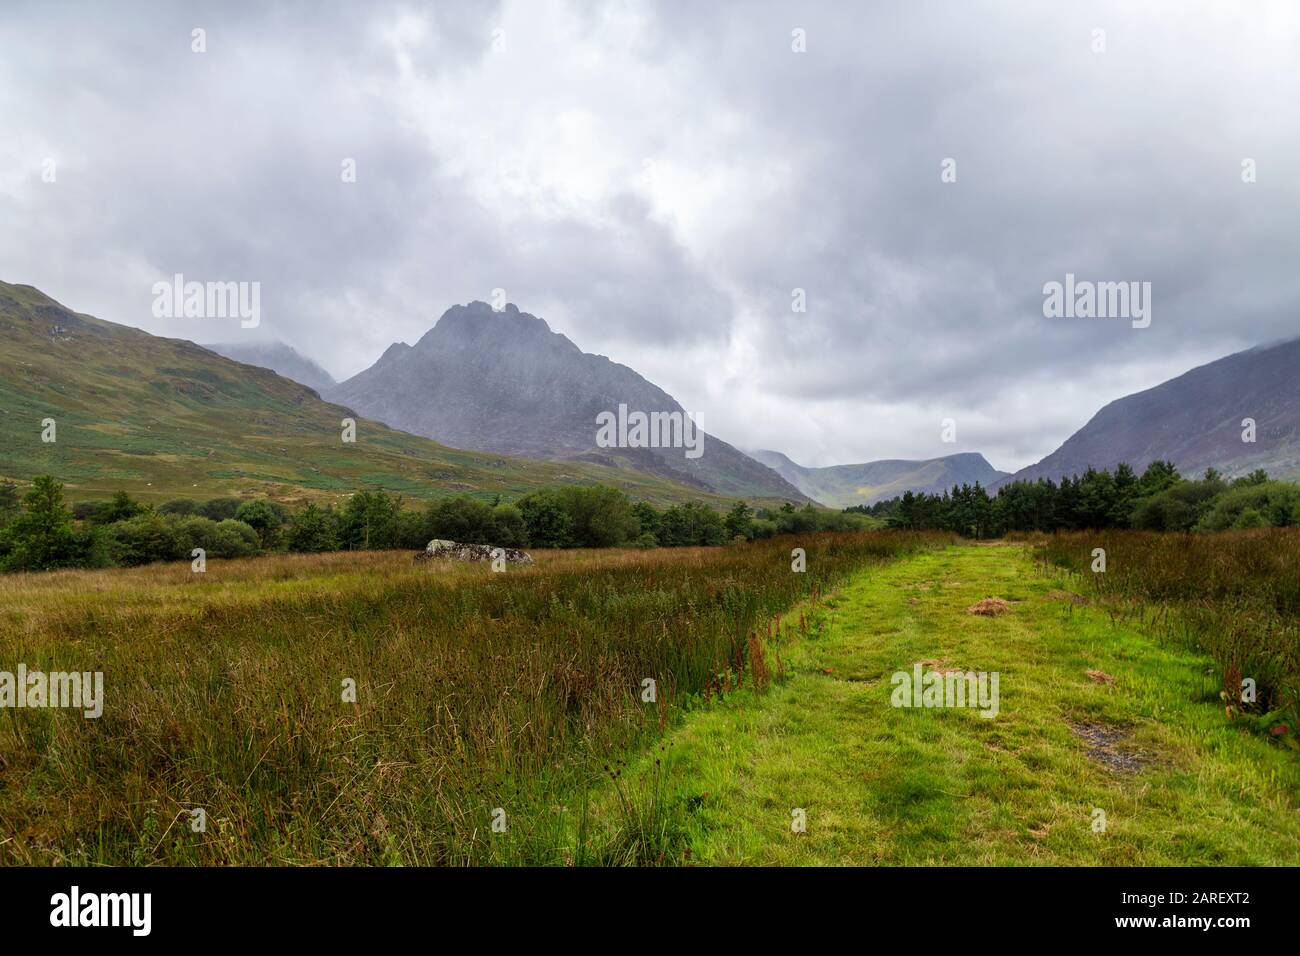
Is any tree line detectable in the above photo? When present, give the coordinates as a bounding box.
[0,476,870,573]
[849,462,1300,537]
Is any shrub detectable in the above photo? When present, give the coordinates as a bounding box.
[175,516,261,559]
[338,490,402,550]
[0,480,18,525]
[425,495,499,545]
[1,476,82,572]
[490,504,528,548]
[95,490,147,525]
[286,504,340,553]
[724,501,754,540]
[106,513,185,566]
[395,508,429,551]
[556,486,638,548]
[73,500,107,522]
[658,502,727,546]
[1196,482,1300,533]
[200,497,244,522]
[234,500,284,549]
[211,520,261,557]
[518,490,574,548]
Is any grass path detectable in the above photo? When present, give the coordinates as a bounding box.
[608,543,1300,864]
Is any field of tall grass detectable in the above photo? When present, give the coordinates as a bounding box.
[0,530,944,865]
[1038,529,1300,739]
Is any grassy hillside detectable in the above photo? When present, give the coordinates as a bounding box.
[0,281,777,509]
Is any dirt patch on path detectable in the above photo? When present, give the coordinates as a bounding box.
[967,597,1010,616]
[1066,719,1149,774]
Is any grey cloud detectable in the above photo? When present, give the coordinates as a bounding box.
[2,0,1297,470]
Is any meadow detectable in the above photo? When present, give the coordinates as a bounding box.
[4,528,1297,867]
[595,542,1300,864]
[1038,529,1300,735]
[0,530,940,865]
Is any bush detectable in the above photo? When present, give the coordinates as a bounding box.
[210,520,261,557]
[1,476,82,571]
[159,498,202,517]
[200,497,244,522]
[425,495,499,545]
[286,504,340,553]
[234,500,284,549]
[396,508,429,551]
[176,516,261,559]
[338,490,402,550]
[106,514,185,566]
[73,500,106,522]
[724,501,754,539]
[519,491,574,548]
[658,502,727,546]
[95,490,147,525]
[0,480,18,526]
[773,503,822,536]
[556,486,638,548]
[1131,494,1196,532]
[1196,482,1300,533]
[490,504,528,548]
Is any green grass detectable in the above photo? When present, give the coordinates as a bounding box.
[5,535,1295,866]
[1039,530,1300,729]
[574,543,1300,864]
[0,530,939,865]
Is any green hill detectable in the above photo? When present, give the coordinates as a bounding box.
[0,281,763,508]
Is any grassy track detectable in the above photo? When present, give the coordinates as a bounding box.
[592,543,1300,864]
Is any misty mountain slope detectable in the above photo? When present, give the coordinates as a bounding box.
[0,281,754,506]
[749,449,1009,508]
[203,341,337,393]
[326,302,806,501]
[1000,338,1300,486]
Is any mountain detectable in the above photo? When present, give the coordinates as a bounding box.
[999,338,1300,487]
[325,302,807,501]
[202,341,336,393]
[747,449,1009,508]
[0,281,758,507]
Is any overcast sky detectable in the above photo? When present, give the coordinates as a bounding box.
[3,0,1298,471]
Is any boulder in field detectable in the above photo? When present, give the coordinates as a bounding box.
[414,539,533,565]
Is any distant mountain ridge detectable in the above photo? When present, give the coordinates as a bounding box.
[326,302,807,501]
[748,449,1009,508]
[998,338,1300,487]
[0,281,758,507]
[203,341,337,394]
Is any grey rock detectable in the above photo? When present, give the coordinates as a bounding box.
[414,539,533,565]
